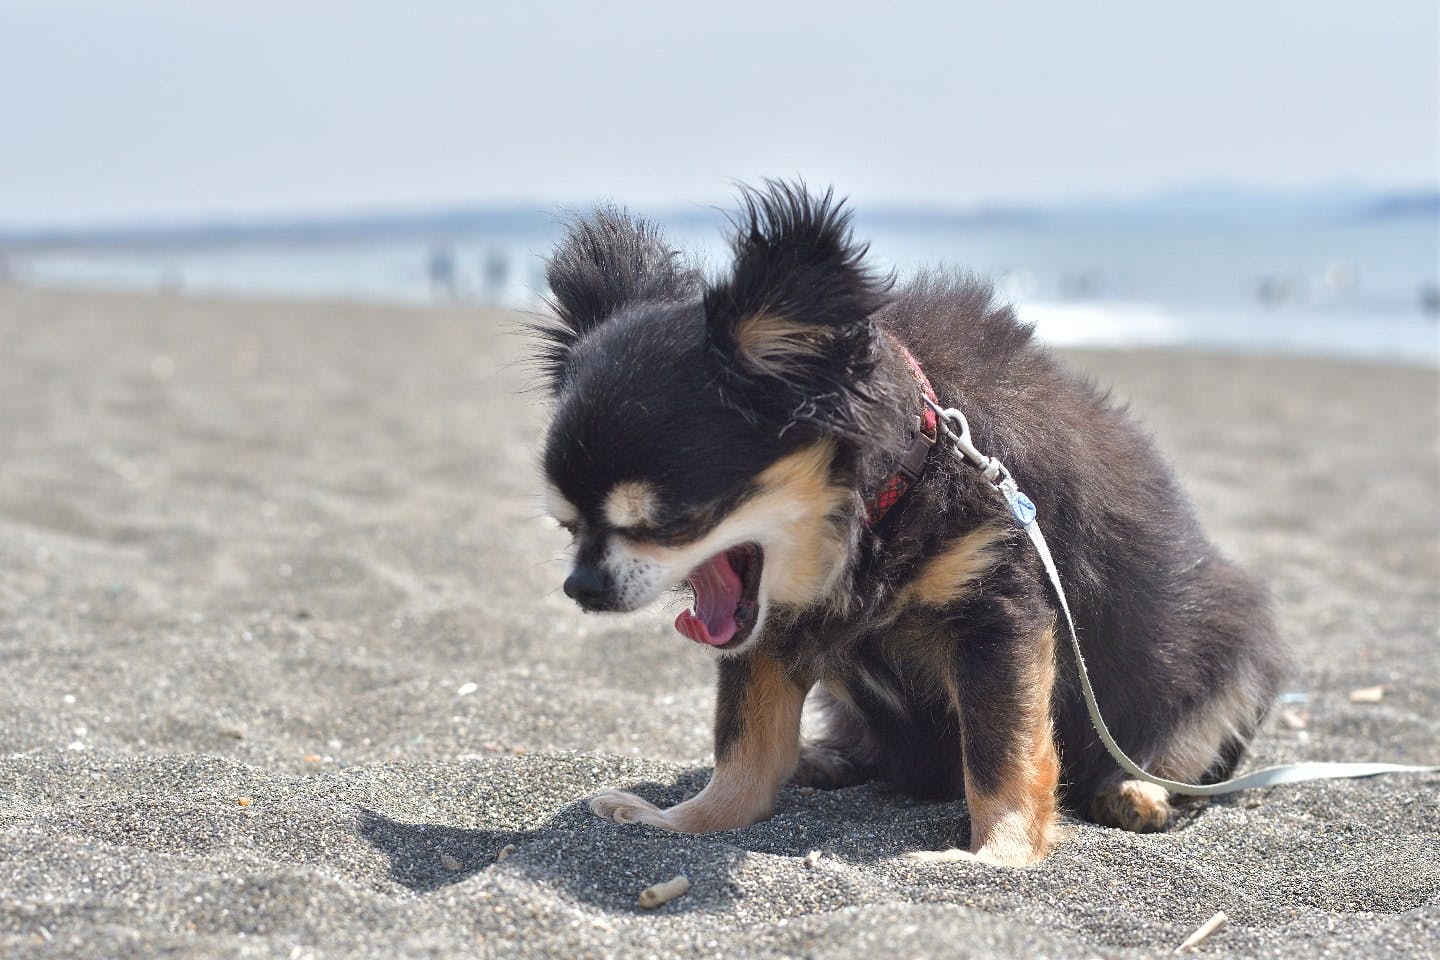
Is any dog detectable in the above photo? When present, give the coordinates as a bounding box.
[530,181,1285,866]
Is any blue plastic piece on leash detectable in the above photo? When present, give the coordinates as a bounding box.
[1009,490,1037,526]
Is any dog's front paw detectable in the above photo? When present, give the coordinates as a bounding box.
[589,789,674,830]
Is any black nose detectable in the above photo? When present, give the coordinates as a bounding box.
[563,564,612,607]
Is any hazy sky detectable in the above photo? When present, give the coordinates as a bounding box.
[2,0,1436,228]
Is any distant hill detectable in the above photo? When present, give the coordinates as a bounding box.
[1025,184,1440,227]
[2,185,1434,250]
[1356,191,1440,221]
[0,205,560,251]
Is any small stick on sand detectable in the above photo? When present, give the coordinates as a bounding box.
[637,874,690,909]
[1174,911,1228,953]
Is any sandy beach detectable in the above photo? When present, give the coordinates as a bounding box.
[0,285,1436,959]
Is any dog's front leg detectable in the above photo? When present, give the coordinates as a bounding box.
[591,650,808,833]
[911,622,1061,868]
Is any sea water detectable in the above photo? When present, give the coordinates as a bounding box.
[5,215,1436,365]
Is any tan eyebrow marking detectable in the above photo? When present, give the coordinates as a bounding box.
[603,480,661,530]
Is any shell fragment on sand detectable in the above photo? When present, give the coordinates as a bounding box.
[1349,685,1385,703]
[638,875,690,909]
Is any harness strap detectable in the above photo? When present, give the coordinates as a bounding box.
[923,396,1439,796]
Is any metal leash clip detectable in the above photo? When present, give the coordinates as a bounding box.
[924,398,1036,525]
[923,398,987,470]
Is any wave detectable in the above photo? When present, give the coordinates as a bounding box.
[1019,299,1438,366]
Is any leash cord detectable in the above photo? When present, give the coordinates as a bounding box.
[924,399,1439,796]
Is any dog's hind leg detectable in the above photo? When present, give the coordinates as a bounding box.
[1077,552,1284,833]
[590,650,808,832]
[1089,652,1277,832]
[1080,690,1266,833]
[792,684,879,790]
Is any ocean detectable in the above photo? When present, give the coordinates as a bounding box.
[5,214,1436,365]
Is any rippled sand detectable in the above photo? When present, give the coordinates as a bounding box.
[1,287,1435,958]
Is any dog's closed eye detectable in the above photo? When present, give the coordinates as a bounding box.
[618,515,708,546]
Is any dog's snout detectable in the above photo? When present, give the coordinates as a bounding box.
[563,564,612,608]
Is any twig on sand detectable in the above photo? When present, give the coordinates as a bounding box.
[1174,911,1228,953]
[637,875,691,909]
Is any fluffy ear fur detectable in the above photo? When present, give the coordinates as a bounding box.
[704,182,890,430]
[533,208,697,393]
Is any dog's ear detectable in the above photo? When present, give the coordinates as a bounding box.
[533,208,696,393]
[704,183,889,425]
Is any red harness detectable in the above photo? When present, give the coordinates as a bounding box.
[865,339,938,526]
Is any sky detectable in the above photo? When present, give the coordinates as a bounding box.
[1,0,1436,229]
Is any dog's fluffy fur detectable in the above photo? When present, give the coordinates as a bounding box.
[531,182,1285,866]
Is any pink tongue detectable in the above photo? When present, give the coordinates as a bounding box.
[674,552,742,647]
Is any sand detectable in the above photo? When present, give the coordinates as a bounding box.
[0,285,1436,959]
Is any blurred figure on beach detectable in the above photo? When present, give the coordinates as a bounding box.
[427,245,457,301]
[481,249,509,305]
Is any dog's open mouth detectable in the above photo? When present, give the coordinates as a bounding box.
[674,544,764,649]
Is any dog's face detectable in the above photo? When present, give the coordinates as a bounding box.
[539,292,857,656]
[534,186,894,655]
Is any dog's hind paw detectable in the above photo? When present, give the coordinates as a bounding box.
[1091,779,1172,832]
[792,744,869,790]
[589,789,674,830]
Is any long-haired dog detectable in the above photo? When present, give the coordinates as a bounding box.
[530,182,1285,866]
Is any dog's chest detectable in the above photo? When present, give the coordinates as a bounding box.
[798,618,956,720]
